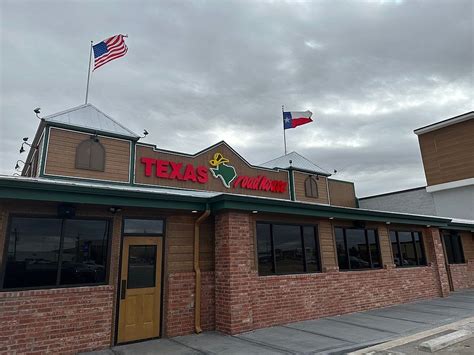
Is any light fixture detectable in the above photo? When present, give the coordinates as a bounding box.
[386,222,391,225]
[426,225,431,228]
[191,210,198,213]
[139,129,149,139]
[252,210,258,214]
[108,207,122,214]
[15,160,25,170]
[329,217,334,220]
[34,107,43,120]
[19,137,32,153]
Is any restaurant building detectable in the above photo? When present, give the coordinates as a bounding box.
[1,104,473,354]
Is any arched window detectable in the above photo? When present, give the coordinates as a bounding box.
[75,137,105,171]
[304,175,319,198]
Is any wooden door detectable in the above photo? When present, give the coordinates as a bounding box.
[118,237,163,343]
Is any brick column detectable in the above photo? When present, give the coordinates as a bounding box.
[215,211,254,334]
[425,227,450,297]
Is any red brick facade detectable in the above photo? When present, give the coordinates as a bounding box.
[449,261,474,290]
[165,271,215,337]
[211,213,459,332]
[0,286,114,354]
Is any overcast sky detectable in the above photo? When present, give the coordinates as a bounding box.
[1,0,472,197]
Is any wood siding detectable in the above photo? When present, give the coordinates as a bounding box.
[461,231,474,261]
[293,171,329,204]
[135,143,290,199]
[328,179,357,208]
[45,128,131,182]
[418,118,474,186]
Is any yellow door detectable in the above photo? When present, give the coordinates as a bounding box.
[118,237,163,343]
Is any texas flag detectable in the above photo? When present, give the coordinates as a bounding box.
[283,111,313,129]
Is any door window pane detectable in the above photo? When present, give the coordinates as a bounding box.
[273,225,304,273]
[60,220,108,285]
[303,226,320,272]
[4,218,62,288]
[123,219,164,235]
[335,228,348,270]
[127,245,157,288]
[256,223,273,275]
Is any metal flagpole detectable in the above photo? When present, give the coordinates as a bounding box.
[282,105,287,155]
[85,41,93,104]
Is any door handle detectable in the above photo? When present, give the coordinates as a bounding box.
[121,280,127,299]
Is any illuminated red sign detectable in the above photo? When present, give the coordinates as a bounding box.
[140,157,208,183]
[140,155,287,194]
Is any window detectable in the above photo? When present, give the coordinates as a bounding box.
[335,227,381,270]
[123,219,164,235]
[442,231,465,264]
[2,217,110,290]
[256,222,320,275]
[390,231,426,267]
[75,138,105,171]
[304,176,319,198]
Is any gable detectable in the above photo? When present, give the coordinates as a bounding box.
[134,141,291,199]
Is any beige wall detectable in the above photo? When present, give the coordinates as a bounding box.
[44,127,131,182]
[328,179,357,208]
[418,118,474,186]
[293,171,330,204]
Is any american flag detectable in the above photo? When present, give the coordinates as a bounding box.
[92,34,128,71]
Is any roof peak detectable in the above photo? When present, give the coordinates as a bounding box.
[43,103,140,139]
[260,151,331,176]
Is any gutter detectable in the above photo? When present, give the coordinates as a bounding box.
[193,204,211,333]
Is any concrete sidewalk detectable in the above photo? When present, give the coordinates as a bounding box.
[86,289,474,355]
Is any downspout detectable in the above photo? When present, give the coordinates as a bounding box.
[194,204,211,333]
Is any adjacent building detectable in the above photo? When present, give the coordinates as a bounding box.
[1,104,473,354]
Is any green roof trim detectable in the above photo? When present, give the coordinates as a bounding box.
[0,177,470,228]
[208,194,452,227]
[445,222,474,231]
[0,178,206,211]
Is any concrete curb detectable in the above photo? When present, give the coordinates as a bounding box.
[347,316,474,354]
[419,329,472,352]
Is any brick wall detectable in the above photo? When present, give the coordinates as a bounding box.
[165,271,215,337]
[251,266,441,329]
[450,261,474,290]
[0,285,114,354]
[213,212,452,334]
[215,212,254,334]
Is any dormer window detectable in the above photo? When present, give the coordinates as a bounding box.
[75,137,105,171]
[304,175,319,198]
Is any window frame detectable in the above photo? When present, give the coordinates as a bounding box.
[335,226,382,271]
[390,230,427,267]
[304,175,319,198]
[442,231,465,264]
[122,217,166,236]
[256,221,321,276]
[0,214,113,291]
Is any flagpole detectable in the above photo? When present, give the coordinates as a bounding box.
[282,105,287,155]
[85,41,93,104]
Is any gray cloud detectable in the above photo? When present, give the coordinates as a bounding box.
[1,0,473,197]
